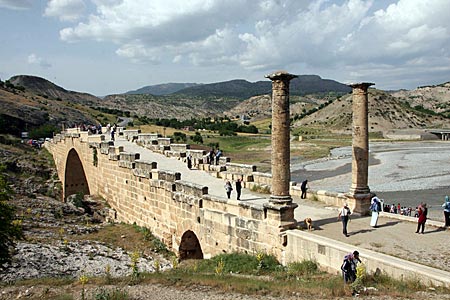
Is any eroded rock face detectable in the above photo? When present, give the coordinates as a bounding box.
[0,241,171,282]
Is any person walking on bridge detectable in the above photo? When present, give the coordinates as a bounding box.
[338,203,352,237]
[224,180,233,199]
[300,179,308,199]
[235,178,242,200]
[416,203,427,234]
[442,195,450,227]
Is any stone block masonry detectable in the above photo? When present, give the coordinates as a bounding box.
[46,133,295,262]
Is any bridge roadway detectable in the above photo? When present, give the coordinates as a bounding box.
[114,136,450,273]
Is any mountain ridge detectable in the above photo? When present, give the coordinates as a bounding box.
[1,74,448,136]
[125,82,201,95]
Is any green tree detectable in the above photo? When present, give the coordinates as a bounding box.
[0,165,23,265]
[191,132,203,144]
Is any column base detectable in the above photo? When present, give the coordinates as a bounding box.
[269,195,293,205]
[345,192,374,216]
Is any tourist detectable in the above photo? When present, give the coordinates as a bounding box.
[186,154,192,169]
[442,195,450,226]
[414,206,419,218]
[390,204,396,214]
[370,195,381,227]
[224,180,233,199]
[208,149,215,165]
[300,179,308,199]
[215,148,222,165]
[235,178,242,200]
[415,203,428,234]
[338,202,351,237]
[341,250,361,284]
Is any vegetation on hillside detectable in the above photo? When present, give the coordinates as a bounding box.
[0,165,24,265]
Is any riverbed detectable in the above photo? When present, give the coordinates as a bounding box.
[291,141,450,220]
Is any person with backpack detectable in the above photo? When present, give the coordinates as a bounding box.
[341,250,361,283]
[442,195,450,227]
[338,202,351,237]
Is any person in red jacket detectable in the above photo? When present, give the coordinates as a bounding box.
[415,203,428,234]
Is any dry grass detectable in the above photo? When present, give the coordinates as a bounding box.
[72,223,173,259]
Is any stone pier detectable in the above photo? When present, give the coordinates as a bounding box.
[347,82,374,214]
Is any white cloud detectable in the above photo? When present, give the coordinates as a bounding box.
[55,0,450,89]
[28,54,52,69]
[0,0,32,10]
[44,0,86,22]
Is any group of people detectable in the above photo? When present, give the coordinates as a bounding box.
[77,123,102,134]
[383,203,413,216]
[338,194,450,237]
[105,123,118,141]
[208,148,222,165]
[224,178,243,200]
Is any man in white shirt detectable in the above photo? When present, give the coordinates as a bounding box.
[338,203,351,237]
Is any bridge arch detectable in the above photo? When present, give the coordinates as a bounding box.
[64,148,90,200]
[179,230,203,260]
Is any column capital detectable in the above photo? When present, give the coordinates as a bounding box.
[348,82,375,89]
[265,70,298,81]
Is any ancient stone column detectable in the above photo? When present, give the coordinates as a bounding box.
[265,71,297,204]
[347,82,374,214]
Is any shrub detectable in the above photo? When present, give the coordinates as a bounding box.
[94,288,129,300]
[287,260,319,277]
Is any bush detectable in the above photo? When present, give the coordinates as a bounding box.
[195,252,280,275]
[191,132,203,144]
[29,124,59,139]
[287,260,319,276]
[94,288,129,300]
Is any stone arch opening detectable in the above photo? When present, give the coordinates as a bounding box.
[64,148,90,200]
[179,230,203,260]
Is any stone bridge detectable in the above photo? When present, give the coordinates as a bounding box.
[45,129,298,262]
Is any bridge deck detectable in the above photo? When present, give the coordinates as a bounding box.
[114,136,450,273]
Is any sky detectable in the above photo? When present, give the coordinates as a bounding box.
[0,0,449,96]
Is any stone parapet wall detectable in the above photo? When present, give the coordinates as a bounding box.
[286,230,450,287]
[137,133,159,145]
[123,129,141,141]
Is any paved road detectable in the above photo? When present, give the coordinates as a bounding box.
[113,137,450,272]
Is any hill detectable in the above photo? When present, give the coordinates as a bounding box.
[126,83,200,95]
[8,75,102,106]
[292,88,449,133]
[173,75,351,99]
[102,93,240,121]
[0,82,98,136]
[391,82,450,116]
